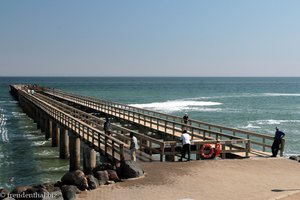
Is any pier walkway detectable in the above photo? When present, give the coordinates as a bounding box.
[10,84,285,172]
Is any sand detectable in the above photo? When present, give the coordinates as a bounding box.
[77,157,300,200]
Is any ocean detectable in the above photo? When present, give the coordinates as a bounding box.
[0,77,300,189]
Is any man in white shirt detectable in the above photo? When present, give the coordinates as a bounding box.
[179,130,191,161]
[130,132,139,161]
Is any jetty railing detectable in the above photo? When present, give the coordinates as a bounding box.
[39,88,253,156]
[39,87,284,156]
[18,89,129,161]
[34,92,166,161]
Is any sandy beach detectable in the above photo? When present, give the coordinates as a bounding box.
[77,158,300,200]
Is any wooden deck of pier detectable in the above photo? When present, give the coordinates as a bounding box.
[9,84,285,171]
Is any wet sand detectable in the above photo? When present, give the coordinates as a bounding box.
[77,158,300,200]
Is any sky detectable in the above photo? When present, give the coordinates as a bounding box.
[1,0,300,77]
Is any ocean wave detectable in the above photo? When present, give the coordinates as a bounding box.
[34,150,54,156]
[130,100,222,113]
[31,141,47,146]
[0,128,9,142]
[238,124,261,129]
[46,166,68,171]
[254,119,300,125]
[263,93,300,97]
[11,112,26,117]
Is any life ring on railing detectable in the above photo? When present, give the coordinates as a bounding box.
[200,144,215,159]
[215,143,221,157]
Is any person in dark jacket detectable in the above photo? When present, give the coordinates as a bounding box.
[271,127,285,157]
[103,116,112,136]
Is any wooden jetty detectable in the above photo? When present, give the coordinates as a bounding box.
[9,84,285,172]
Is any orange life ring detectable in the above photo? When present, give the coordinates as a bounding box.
[200,144,215,159]
[215,143,221,157]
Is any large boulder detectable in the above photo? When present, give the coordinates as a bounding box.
[117,160,144,179]
[61,170,88,191]
[92,163,114,173]
[61,185,77,200]
[107,170,120,182]
[93,170,109,185]
[86,175,99,190]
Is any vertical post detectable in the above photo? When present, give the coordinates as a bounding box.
[280,139,285,157]
[221,143,226,159]
[36,111,41,130]
[52,123,60,147]
[83,145,96,174]
[60,128,69,159]
[69,132,81,171]
[246,140,251,157]
[160,143,165,162]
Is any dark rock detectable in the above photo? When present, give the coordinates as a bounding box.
[86,175,99,190]
[93,170,109,185]
[61,170,88,191]
[61,185,77,200]
[0,188,9,199]
[11,186,33,195]
[92,163,114,173]
[107,170,120,182]
[289,155,300,161]
[106,181,115,185]
[118,160,144,179]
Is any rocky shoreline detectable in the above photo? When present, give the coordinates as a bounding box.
[0,160,144,200]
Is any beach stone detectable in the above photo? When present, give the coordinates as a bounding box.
[92,163,114,173]
[10,185,34,199]
[0,188,9,199]
[289,155,300,161]
[118,160,144,179]
[107,170,120,182]
[61,185,77,200]
[86,175,99,190]
[94,170,109,185]
[106,180,115,185]
[61,170,89,191]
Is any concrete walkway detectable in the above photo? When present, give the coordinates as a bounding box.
[78,158,300,200]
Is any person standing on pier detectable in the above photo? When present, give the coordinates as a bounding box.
[179,130,191,161]
[183,113,189,124]
[104,116,112,136]
[271,127,285,157]
[130,132,139,161]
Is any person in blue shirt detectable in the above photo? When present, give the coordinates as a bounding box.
[271,127,285,157]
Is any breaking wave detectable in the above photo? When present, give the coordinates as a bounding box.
[130,100,222,113]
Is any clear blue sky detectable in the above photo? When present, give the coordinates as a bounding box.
[1,0,300,76]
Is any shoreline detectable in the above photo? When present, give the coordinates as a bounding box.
[77,158,300,200]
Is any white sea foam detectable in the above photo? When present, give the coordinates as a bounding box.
[46,166,68,171]
[130,100,222,113]
[34,150,53,156]
[31,141,47,146]
[239,123,261,129]
[254,119,300,125]
[263,93,300,97]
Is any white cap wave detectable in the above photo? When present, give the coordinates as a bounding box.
[130,100,222,113]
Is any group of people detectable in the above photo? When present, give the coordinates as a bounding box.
[103,113,285,163]
[179,113,286,161]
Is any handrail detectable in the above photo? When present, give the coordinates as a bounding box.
[43,90,247,141]
[34,92,165,161]
[18,89,128,161]
[29,85,284,156]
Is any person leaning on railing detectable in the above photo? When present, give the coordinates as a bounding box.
[271,127,285,157]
